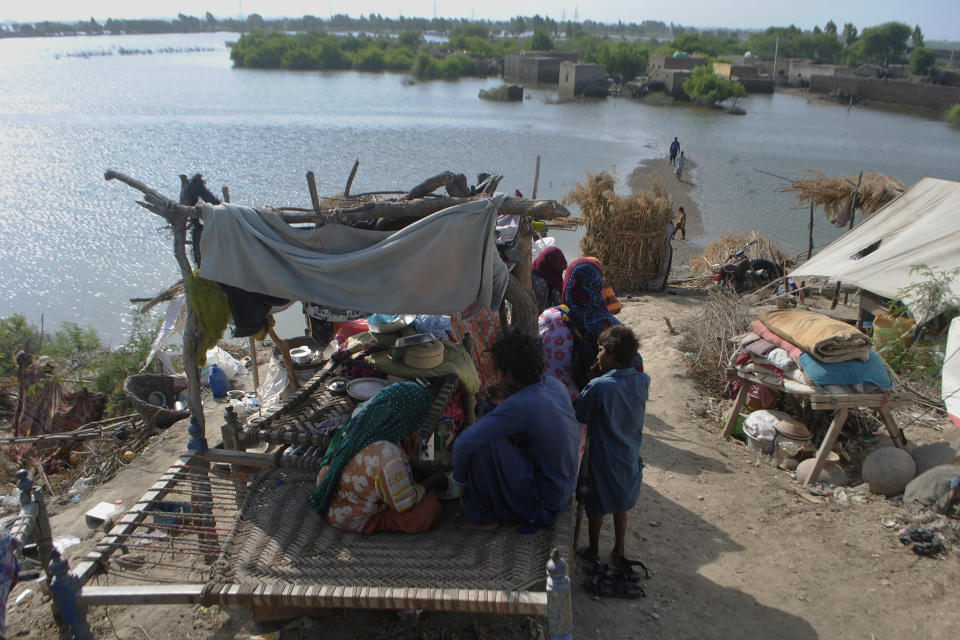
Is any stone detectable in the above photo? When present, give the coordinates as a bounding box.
[796,458,845,485]
[910,442,960,476]
[903,464,960,507]
[861,447,916,496]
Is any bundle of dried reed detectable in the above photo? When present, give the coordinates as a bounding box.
[688,232,791,276]
[565,171,674,293]
[780,170,906,220]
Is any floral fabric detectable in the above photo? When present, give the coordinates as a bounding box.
[320,441,423,533]
[538,306,577,401]
[449,304,503,394]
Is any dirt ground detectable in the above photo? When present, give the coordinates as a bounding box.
[5,158,959,639]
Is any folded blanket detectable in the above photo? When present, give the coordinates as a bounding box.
[760,310,871,363]
[750,321,804,364]
[797,350,892,388]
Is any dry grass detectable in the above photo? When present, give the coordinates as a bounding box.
[565,171,674,293]
[688,232,792,276]
[679,288,754,395]
[780,170,906,222]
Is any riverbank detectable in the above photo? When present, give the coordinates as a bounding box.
[627,155,703,270]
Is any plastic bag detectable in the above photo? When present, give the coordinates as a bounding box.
[201,346,247,382]
[256,358,288,412]
[743,409,779,441]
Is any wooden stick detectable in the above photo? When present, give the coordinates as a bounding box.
[306,171,321,213]
[721,383,749,439]
[344,159,360,197]
[807,201,814,260]
[532,155,541,199]
[222,186,230,203]
[830,281,842,310]
[404,171,456,200]
[663,317,678,335]
[801,408,848,485]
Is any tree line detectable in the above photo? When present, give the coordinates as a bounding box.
[3,12,951,79]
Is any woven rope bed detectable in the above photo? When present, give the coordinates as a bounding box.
[78,451,572,617]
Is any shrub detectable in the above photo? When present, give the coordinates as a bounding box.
[353,46,386,71]
[383,47,415,71]
[683,63,747,105]
[412,51,441,78]
[438,54,476,78]
[946,104,960,126]
[0,314,42,377]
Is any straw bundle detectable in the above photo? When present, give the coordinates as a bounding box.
[688,232,791,276]
[780,170,906,220]
[565,171,674,293]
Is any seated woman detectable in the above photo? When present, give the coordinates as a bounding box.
[452,334,580,529]
[311,381,444,534]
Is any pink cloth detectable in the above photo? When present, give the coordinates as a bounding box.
[538,307,578,401]
[750,320,803,364]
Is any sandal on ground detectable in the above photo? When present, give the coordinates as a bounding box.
[581,559,617,579]
[583,574,645,599]
[611,554,651,581]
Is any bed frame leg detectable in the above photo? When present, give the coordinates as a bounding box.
[546,548,573,640]
[48,550,94,640]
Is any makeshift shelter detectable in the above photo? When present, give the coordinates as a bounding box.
[13,167,580,639]
[787,177,960,323]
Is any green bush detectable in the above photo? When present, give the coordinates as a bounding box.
[383,47,415,70]
[353,45,387,71]
[682,63,747,105]
[412,51,441,78]
[438,54,476,78]
[0,314,41,377]
[946,104,960,126]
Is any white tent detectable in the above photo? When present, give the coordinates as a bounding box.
[788,177,960,322]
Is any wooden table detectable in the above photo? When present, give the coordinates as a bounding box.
[721,367,912,485]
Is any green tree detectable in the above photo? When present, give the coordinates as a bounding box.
[824,20,838,36]
[860,21,911,67]
[682,63,747,105]
[398,31,422,48]
[530,29,554,51]
[908,47,937,75]
[911,24,924,48]
[509,16,526,35]
[946,104,960,126]
[842,22,858,46]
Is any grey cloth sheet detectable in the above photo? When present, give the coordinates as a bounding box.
[198,197,508,314]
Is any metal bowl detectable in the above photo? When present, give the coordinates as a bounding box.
[368,314,416,334]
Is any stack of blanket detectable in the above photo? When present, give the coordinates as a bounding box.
[733,310,892,394]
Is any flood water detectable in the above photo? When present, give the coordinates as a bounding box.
[1,32,958,343]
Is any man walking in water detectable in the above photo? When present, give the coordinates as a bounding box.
[669,137,680,166]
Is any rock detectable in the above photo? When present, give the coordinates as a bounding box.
[796,458,845,485]
[861,447,916,496]
[910,442,960,475]
[903,464,960,507]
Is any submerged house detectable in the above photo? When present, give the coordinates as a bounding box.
[503,50,579,84]
[558,62,608,98]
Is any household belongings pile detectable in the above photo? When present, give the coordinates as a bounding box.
[731,309,892,396]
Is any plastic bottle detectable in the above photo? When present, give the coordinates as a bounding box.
[208,363,229,398]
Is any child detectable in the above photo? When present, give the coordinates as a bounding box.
[574,325,650,569]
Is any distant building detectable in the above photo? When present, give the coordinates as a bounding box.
[559,62,608,98]
[648,54,706,99]
[713,61,774,93]
[503,51,579,84]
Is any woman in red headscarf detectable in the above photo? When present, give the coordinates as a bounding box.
[531,246,567,313]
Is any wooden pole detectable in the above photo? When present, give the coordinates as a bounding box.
[849,171,863,231]
[830,281,842,310]
[807,201,814,260]
[221,186,230,203]
[306,171,321,213]
[344,158,360,197]
[532,155,541,199]
[268,325,300,392]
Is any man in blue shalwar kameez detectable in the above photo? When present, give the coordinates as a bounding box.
[574,325,650,565]
[453,334,580,529]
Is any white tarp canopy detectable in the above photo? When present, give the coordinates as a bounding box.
[788,177,960,321]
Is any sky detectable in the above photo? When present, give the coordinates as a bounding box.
[2,1,959,41]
